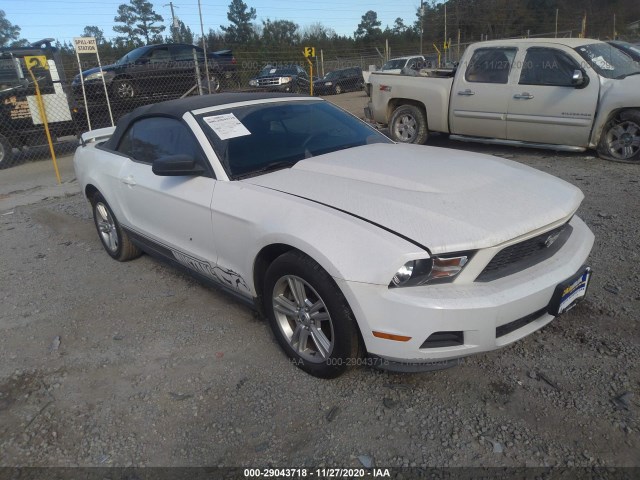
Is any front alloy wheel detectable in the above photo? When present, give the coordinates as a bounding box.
[602,116,640,162]
[272,275,334,362]
[263,251,362,378]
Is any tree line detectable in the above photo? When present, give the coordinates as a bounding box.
[1,0,639,60]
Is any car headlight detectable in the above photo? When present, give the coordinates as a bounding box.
[85,71,106,82]
[280,76,292,84]
[324,81,333,86]
[249,79,258,86]
[389,252,474,288]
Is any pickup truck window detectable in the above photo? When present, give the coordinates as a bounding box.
[575,43,640,79]
[520,48,579,87]
[465,48,517,84]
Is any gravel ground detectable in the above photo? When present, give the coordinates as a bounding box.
[0,91,639,468]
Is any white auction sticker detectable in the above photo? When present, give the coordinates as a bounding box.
[202,113,251,140]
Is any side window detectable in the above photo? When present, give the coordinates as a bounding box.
[520,48,580,87]
[465,47,517,84]
[117,117,203,165]
[149,47,170,64]
[171,45,197,62]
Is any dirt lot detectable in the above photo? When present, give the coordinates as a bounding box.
[0,91,639,468]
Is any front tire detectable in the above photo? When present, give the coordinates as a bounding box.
[389,105,429,144]
[263,251,362,378]
[0,134,14,170]
[91,193,141,261]
[112,78,135,99]
[598,110,640,163]
[334,84,343,95]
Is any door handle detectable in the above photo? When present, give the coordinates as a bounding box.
[120,175,137,186]
[457,89,475,96]
[513,92,534,99]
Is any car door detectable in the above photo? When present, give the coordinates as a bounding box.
[449,46,518,139]
[506,46,599,147]
[169,44,200,94]
[114,116,218,264]
[142,45,175,94]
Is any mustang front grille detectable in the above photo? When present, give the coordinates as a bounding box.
[476,223,571,282]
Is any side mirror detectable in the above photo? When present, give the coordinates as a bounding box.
[572,69,585,87]
[152,154,205,176]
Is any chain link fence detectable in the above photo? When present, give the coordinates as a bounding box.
[2,31,634,170]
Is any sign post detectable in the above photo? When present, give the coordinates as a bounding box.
[24,56,61,184]
[303,47,316,96]
[73,37,114,128]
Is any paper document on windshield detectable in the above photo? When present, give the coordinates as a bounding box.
[203,113,251,140]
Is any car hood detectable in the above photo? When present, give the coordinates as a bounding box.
[79,64,117,78]
[243,144,583,253]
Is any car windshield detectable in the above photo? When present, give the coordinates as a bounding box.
[115,46,151,65]
[322,70,341,80]
[382,59,406,70]
[575,43,640,79]
[197,100,391,179]
[259,66,296,76]
[0,57,23,87]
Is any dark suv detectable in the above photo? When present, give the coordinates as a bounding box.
[72,43,237,100]
[248,65,311,93]
[313,67,363,95]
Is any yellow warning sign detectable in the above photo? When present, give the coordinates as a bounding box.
[24,55,49,70]
[303,47,316,58]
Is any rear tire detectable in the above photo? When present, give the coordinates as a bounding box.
[389,105,429,144]
[263,251,362,378]
[0,134,14,169]
[598,110,640,163]
[91,192,141,261]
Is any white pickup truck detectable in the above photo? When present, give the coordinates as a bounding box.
[366,38,640,163]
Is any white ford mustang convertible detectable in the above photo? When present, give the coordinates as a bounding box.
[74,93,594,378]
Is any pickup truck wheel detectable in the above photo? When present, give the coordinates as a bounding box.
[91,193,141,261]
[390,105,428,145]
[599,110,640,163]
[0,134,14,169]
[263,251,363,379]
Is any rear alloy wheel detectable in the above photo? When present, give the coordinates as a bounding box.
[389,104,429,144]
[202,75,221,94]
[112,78,135,99]
[91,193,141,261]
[599,110,640,163]
[0,134,14,169]
[264,251,362,378]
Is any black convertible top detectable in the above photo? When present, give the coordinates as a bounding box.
[103,92,308,150]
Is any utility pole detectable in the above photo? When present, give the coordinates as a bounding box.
[164,2,179,41]
[613,13,616,39]
[420,0,424,55]
[444,3,447,65]
[197,0,211,93]
[555,9,558,38]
